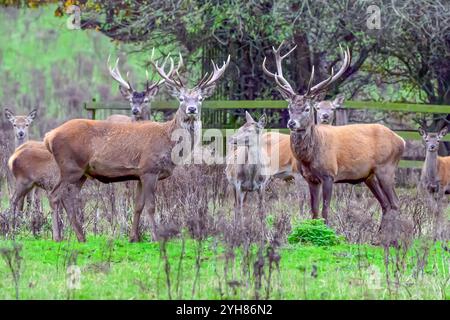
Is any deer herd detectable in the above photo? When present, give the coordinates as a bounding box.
[3,42,449,243]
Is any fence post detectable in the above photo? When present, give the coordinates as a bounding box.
[335,106,348,125]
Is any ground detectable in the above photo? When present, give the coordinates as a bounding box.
[0,236,448,300]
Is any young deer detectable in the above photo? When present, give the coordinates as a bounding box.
[418,126,450,197]
[314,94,345,125]
[4,108,37,148]
[8,141,62,240]
[263,42,405,228]
[106,55,164,122]
[226,112,269,222]
[45,53,230,242]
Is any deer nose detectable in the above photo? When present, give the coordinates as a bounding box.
[18,131,25,138]
[132,108,139,115]
[187,106,197,114]
[287,119,296,129]
[322,113,329,119]
[429,145,437,151]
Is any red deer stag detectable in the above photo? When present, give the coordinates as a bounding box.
[261,94,345,181]
[106,52,164,122]
[45,53,230,242]
[263,41,405,228]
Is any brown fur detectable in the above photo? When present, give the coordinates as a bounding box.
[437,156,450,192]
[290,123,405,223]
[8,140,63,240]
[44,109,199,242]
[105,114,133,123]
[261,132,298,180]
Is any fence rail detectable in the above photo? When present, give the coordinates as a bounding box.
[84,99,450,169]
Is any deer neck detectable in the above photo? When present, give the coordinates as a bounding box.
[15,136,27,149]
[164,109,202,151]
[290,123,319,164]
[422,150,439,187]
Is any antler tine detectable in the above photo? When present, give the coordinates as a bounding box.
[262,41,296,96]
[309,46,351,96]
[151,53,184,89]
[196,54,231,89]
[107,55,132,90]
[305,66,315,95]
[274,73,297,97]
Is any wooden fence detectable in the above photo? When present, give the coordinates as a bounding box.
[84,99,450,169]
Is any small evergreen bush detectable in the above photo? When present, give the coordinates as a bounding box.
[288,219,342,246]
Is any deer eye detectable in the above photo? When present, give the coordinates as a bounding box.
[13,124,16,127]
[304,107,310,112]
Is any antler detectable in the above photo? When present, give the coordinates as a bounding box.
[306,46,351,97]
[262,41,297,97]
[151,52,184,89]
[195,55,231,90]
[107,55,133,90]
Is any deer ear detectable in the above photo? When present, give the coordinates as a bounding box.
[418,127,426,138]
[201,85,217,99]
[4,108,14,123]
[119,86,132,99]
[258,114,267,128]
[27,109,37,122]
[333,94,345,109]
[439,126,448,138]
[245,111,255,123]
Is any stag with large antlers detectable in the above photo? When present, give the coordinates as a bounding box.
[45,52,230,242]
[263,41,405,229]
[106,52,166,122]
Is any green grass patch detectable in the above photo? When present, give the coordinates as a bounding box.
[0,236,448,300]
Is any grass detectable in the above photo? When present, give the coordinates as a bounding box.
[0,235,448,300]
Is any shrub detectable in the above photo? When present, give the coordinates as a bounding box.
[288,219,342,246]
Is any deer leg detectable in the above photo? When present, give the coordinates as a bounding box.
[375,167,399,211]
[365,175,390,215]
[308,182,321,219]
[321,176,333,224]
[142,173,159,241]
[257,187,265,223]
[10,181,33,233]
[130,181,144,242]
[233,185,239,224]
[49,195,63,242]
[60,182,85,242]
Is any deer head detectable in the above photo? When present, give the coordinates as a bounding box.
[228,112,267,147]
[108,54,167,120]
[314,94,345,124]
[263,42,351,132]
[152,53,230,124]
[4,108,37,147]
[418,125,448,194]
[418,126,448,153]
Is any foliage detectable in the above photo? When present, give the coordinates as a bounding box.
[288,219,343,246]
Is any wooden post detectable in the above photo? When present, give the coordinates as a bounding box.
[335,106,348,125]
